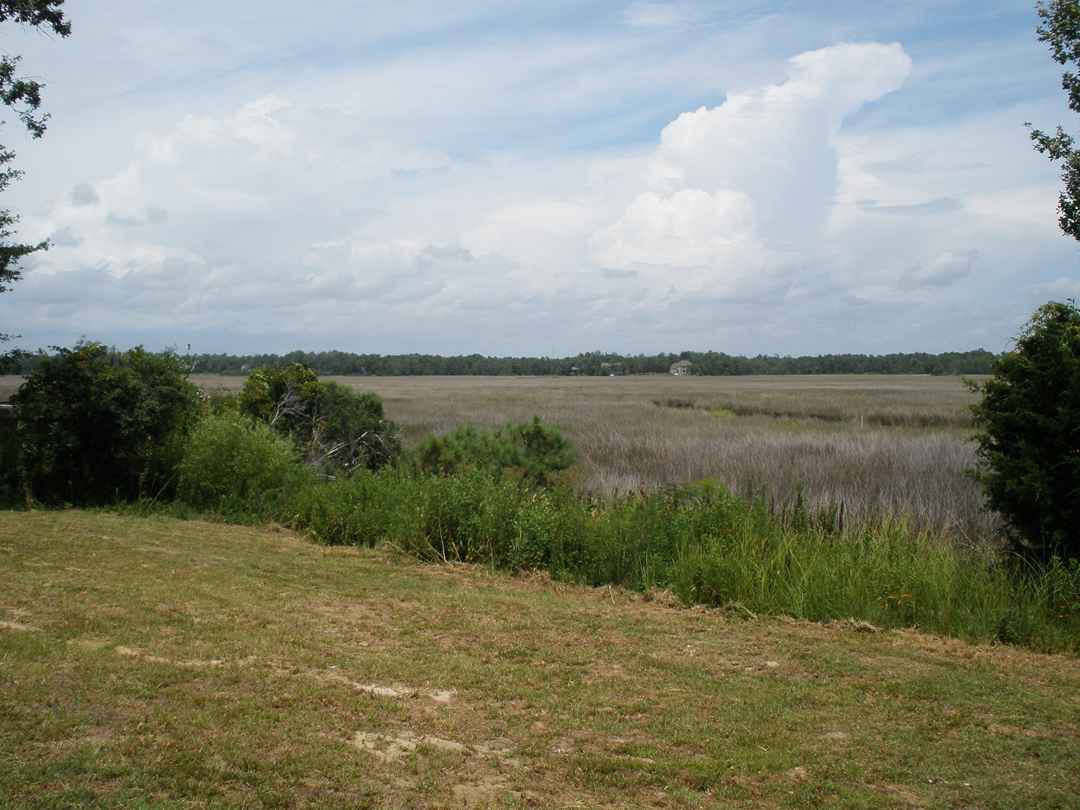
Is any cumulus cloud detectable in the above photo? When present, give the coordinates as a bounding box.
[5,26,1071,355]
[592,42,912,298]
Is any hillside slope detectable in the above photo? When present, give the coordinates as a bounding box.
[1,512,1078,808]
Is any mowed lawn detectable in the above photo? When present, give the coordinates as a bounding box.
[1,512,1078,809]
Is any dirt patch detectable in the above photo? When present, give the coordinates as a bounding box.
[351,730,518,765]
[114,645,225,668]
[323,671,457,705]
[0,620,41,632]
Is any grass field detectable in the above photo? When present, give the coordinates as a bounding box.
[0,373,993,540]
[2,510,1078,809]
[174,374,990,542]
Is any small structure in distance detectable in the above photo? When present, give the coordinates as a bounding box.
[669,360,693,376]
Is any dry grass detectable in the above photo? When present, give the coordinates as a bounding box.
[215,374,992,541]
[0,373,994,540]
[2,510,1078,808]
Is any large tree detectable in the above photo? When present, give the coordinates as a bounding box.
[1030,0,1080,240]
[971,301,1080,561]
[0,1,71,341]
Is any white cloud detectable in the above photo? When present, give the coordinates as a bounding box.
[590,43,912,299]
[622,2,689,28]
[4,15,1074,355]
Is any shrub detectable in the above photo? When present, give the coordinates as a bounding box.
[205,391,240,416]
[13,343,200,504]
[416,416,575,486]
[310,381,401,472]
[177,412,310,515]
[239,364,399,472]
[238,363,321,434]
[971,300,1080,560]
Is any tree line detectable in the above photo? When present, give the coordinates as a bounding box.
[3,347,999,377]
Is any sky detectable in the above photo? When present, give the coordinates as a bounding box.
[1,0,1078,356]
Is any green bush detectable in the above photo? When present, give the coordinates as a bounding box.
[971,300,1080,560]
[239,363,321,434]
[239,364,399,473]
[13,343,200,504]
[310,381,401,472]
[177,412,311,516]
[204,391,240,416]
[416,416,575,486]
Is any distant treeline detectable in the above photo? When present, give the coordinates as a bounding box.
[123,348,998,376]
[4,348,998,377]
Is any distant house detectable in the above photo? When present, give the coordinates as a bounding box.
[599,362,624,376]
[670,360,693,376]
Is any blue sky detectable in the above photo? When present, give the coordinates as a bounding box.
[1,0,1077,356]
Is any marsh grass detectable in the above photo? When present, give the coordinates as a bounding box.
[170,373,991,541]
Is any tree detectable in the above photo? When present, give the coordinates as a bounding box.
[239,363,401,473]
[971,301,1080,560]
[13,343,200,504]
[1029,1,1080,240]
[0,1,71,341]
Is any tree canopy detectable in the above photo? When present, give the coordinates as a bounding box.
[0,0,71,340]
[1030,0,1080,240]
[971,301,1080,560]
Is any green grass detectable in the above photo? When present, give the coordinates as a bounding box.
[188,465,1077,655]
[2,510,1079,808]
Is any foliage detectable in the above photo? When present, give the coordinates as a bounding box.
[239,363,399,472]
[176,462,1080,653]
[971,301,1080,560]
[238,363,321,434]
[176,412,311,516]
[68,348,1003,377]
[204,390,240,416]
[1030,0,1080,240]
[1,1,71,342]
[12,342,200,503]
[309,381,401,472]
[416,417,576,486]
